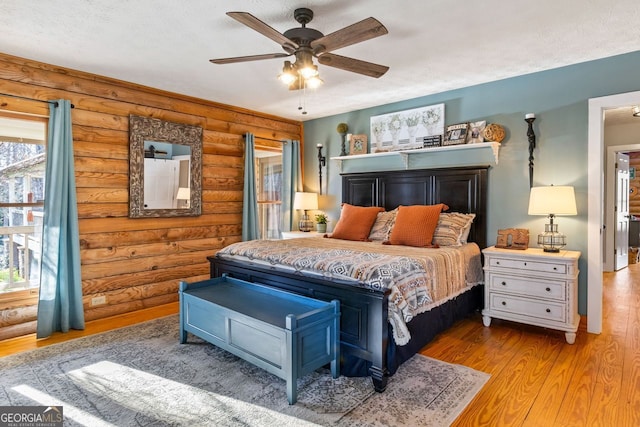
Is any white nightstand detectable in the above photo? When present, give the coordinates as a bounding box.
[281,231,323,239]
[481,246,581,344]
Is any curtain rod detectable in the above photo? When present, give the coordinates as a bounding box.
[244,134,286,143]
[0,92,75,108]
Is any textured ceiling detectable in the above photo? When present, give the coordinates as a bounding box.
[2,1,640,122]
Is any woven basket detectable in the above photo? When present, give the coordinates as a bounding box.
[483,123,505,143]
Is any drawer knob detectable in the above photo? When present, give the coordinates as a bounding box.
[496,261,500,265]
[501,281,507,286]
[546,287,551,292]
[553,267,557,271]
[502,301,507,306]
[546,308,551,313]
[524,262,527,266]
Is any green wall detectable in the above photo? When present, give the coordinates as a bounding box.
[303,50,640,314]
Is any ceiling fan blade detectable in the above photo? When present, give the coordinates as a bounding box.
[210,53,291,64]
[227,12,299,51]
[311,17,388,55]
[318,53,389,78]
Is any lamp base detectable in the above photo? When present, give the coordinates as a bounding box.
[298,210,314,232]
[537,223,566,253]
[542,247,561,253]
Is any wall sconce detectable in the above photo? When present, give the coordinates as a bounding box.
[317,143,326,195]
[525,113,536,188]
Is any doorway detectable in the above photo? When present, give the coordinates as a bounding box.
[588,90,640,334]
[605,146,640,271]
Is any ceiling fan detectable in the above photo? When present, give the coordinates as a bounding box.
[210,8,389,90]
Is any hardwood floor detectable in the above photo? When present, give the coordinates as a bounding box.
[1,264,638,426]
[423,262,640,426]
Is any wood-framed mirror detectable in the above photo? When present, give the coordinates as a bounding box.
[129,115,203,218]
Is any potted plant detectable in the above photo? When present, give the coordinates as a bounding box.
[315,213,328,233]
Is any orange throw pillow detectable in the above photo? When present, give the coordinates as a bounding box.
[387,204,449,247]
[330,204,385,241]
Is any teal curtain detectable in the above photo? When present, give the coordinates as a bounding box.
[281,140,302,232]
[242,133,259,241]
[37,99,84,338]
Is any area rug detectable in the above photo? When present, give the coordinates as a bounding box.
[0,316,489,426]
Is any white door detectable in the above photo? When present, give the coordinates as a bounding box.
[615,152,630,270]
[143,158,179,209]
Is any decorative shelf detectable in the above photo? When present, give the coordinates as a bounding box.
[330,141,500,172]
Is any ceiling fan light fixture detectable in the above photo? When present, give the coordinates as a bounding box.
[633,105,640,117]
[299,63,319,80]
[278,61,297,85]
[305,75,323,89]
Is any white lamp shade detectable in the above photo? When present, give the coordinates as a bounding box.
[176,187,190,200]
[293,192,318,210]
[528,186,577,216]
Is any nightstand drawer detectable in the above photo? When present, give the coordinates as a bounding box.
[489,257,567,275]
[488,274,566,300]
[489,294,566,323]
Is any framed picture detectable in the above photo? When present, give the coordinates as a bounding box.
[370,103,445,153]
[349,134,368,155]
[443,123,469,146]
[467,120,486,144]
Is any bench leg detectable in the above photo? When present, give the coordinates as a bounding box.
[286,328,297,405]
[330,358,339,379]
[286,377,297,405]
[331,304,340,378]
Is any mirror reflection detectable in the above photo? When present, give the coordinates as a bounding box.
[143,141,191,209]
[129,115,203,218]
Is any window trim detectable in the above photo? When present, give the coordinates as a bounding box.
[0,113,47,303]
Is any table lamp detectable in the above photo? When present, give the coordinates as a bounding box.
[293,192,318,232]
[528,185,577,252]
[176,187,190,208]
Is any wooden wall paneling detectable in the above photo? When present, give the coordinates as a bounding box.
[0,95,50,117]
[77,203,129,219]
[81,237,236,266]
[75,188,129,204]
[82,263,211,295]
[74,141,129,160]
[0,304,38,328]
[79,225,242,249]
[0,322,38,342]
[0,52,302,339]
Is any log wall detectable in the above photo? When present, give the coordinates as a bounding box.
[0,52,303,340]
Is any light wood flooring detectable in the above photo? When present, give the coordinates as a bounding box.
[427,262,640,426]
[1,264,638,426]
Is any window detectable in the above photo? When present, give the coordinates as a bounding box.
[255,149,282,239]
[0,116,46,299]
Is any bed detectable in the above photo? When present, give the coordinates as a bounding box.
[208,166,488,392]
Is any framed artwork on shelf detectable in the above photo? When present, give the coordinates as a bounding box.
[349,134,368,155]
[467,120,486,144]
[370,103,445,153]
[443,123,469,146]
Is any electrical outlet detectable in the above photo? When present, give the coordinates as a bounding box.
[91,295,106,306]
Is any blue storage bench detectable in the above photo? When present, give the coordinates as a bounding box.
[179,274,340,404]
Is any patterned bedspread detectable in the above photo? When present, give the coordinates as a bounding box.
[215,238,483,346]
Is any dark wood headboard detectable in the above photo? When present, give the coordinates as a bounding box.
[341,166,489,249]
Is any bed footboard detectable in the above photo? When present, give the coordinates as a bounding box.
[208,255,391,392]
